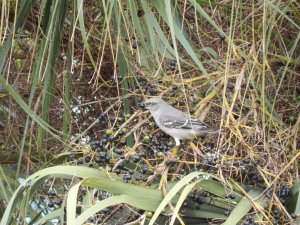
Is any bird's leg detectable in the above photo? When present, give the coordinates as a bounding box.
[175,138,180,146]
[146,162,167,185]
[159,167,169,188]
[169,138,180,156]
[146,139,180,184]
[170,146,179,156]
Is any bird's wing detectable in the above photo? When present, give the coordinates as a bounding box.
[158,113,210,130]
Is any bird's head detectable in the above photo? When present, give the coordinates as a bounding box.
[140,98,165,112]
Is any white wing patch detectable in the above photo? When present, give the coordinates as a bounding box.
[161,120,175,126]
[159,116,209,130]
[177,119,188,128]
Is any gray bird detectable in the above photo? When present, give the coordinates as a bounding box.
[142,98,219,146]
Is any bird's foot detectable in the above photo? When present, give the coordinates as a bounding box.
[146,163,166,185]
[169,145,180,157]
[146,147,180,185]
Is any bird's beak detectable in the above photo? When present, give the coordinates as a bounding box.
[139,101,146,110]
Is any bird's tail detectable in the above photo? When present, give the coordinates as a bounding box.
[202,128,223,134]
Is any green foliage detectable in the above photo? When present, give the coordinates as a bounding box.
[0,166,266,225]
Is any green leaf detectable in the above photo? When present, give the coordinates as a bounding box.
[170,181,197,225]
[0,76,60,139]
[266,0,300,30]
[75,195,147,224]
[113,3,134,147]
[222,190,264,225]
[34,208,64,225]
[149,172,208,225]
[199,47,219,60]
[37,0,68,149]
[76,0,96,68]
[84,177,163,211]
[153,0,216,88]
[66,181,83,224]
[294,188,300,215]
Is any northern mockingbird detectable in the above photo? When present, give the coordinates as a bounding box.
[141,98,219,146]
